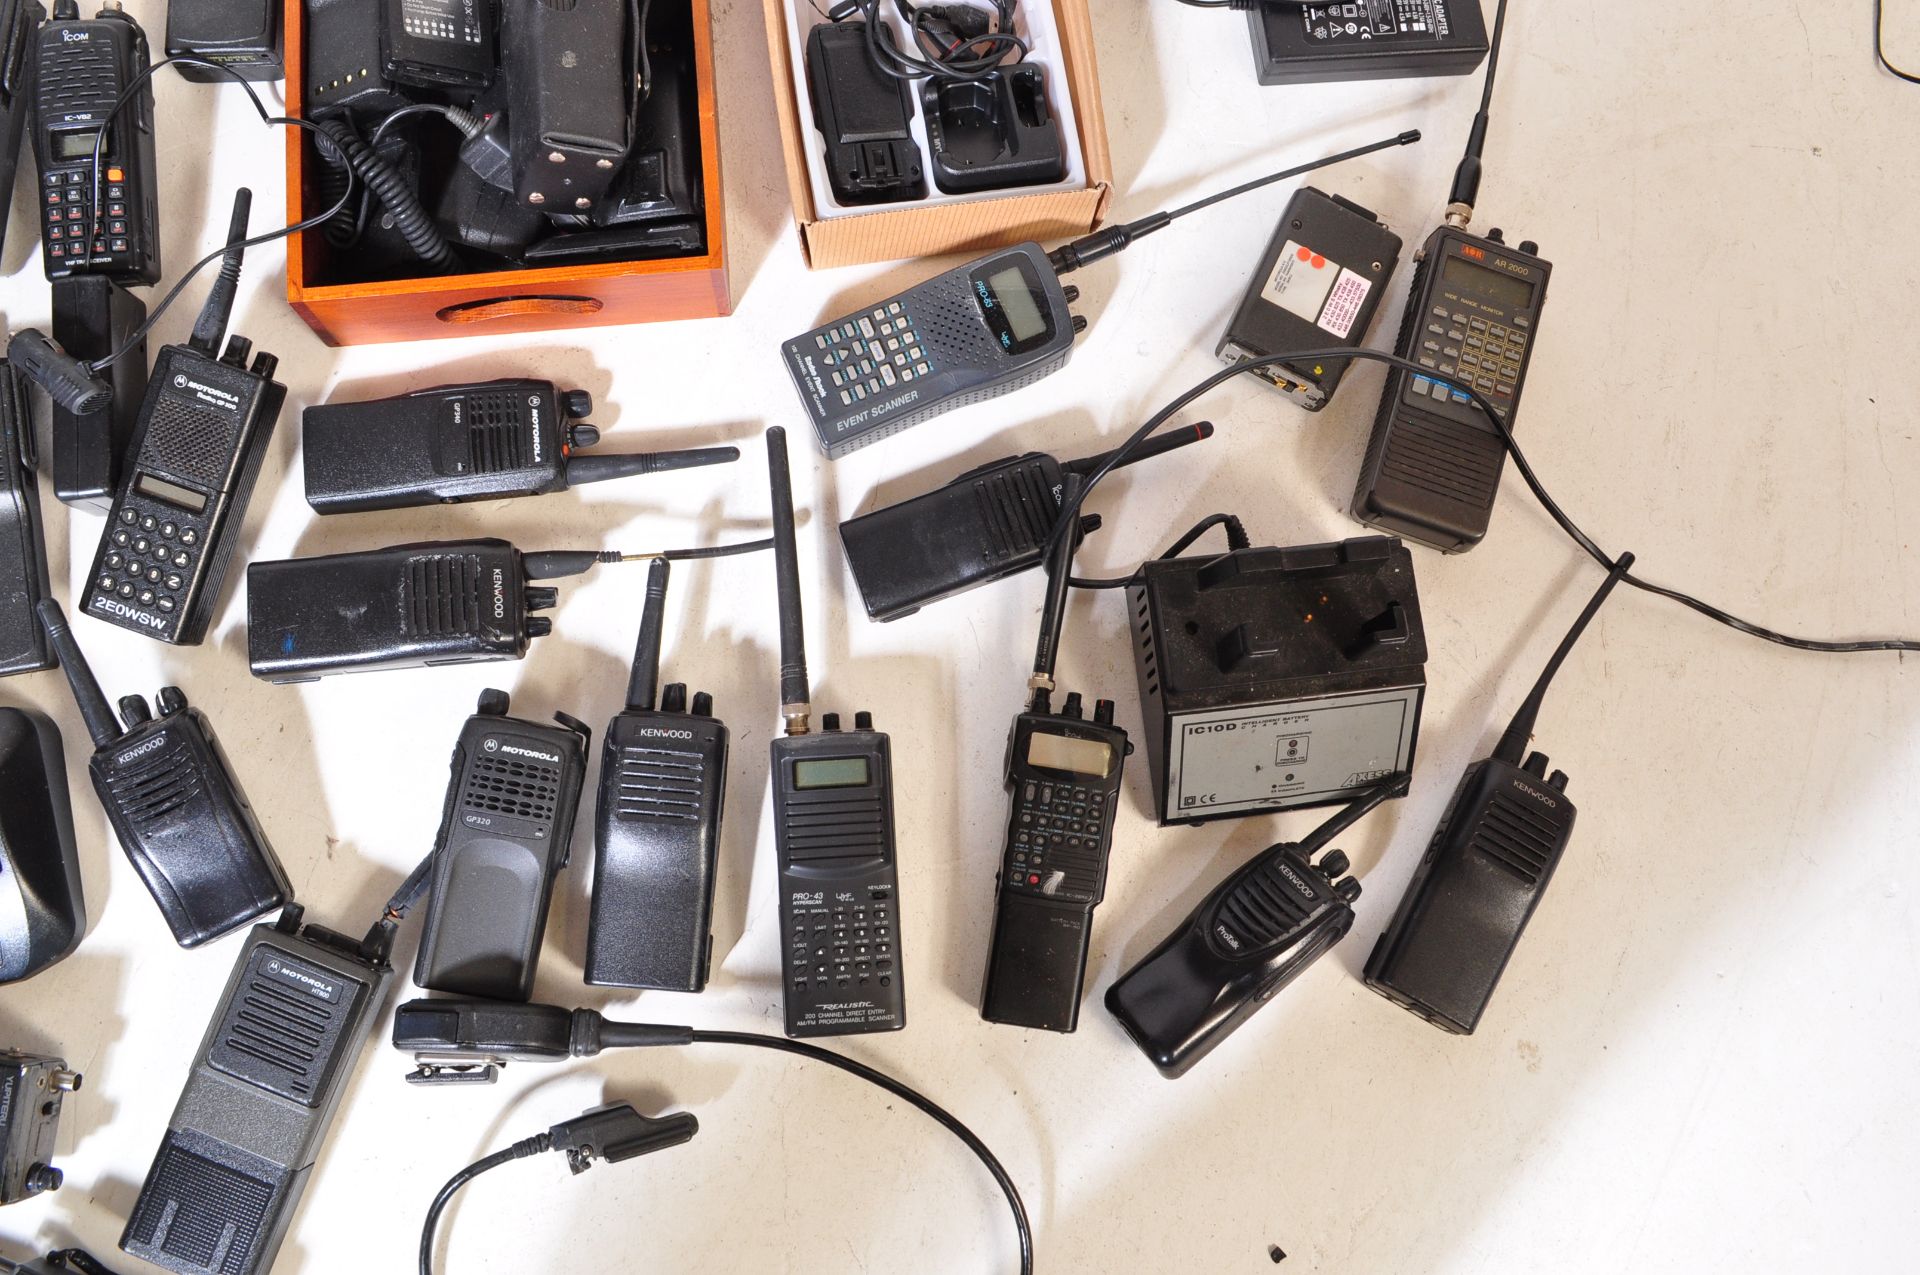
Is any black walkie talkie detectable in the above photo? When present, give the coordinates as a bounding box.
[0,357,53,678]
[764,427,904,1037]
[980,474,1130,1032]
[1351,0,1548,552]
[1364,555,1632,1034]
[413,689,590,1002]
[32,0,159,285]
[837,421,1213,622]
[302,378,738,514]
[81,190,284,645]
[587,558,729,992]
[781,130,1421,458]
[121,906,394,1275]
[37,599,292,947]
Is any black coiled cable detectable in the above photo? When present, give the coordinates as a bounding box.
[311,116,457,271]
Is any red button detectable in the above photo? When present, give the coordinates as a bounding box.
[1027,874,1039,885]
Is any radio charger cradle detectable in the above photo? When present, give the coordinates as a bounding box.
[39,600,293,947]
[588,560,729,992]
[1351,226,1549,551]
[1217,186,1402,411]
[0,360,53,677]
[1248,1,1489,86]
[80,191,284,646]
[49,277,147,513]
[0,1050,80,1204]
[805,19,925,207]
[120,907,393,1275]
[165,0,283,81]
[32,0,160,285]
[919,64,1065,195]
[414,690,589,1002]
[302,378,737,513]
[0,706,84,984]
[837,422,1212,622]
[1129,535,1425,825]
[0,0,43,256]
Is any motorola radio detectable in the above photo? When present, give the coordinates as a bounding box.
[38,600,292,947]
[980,476,1131,1033]
[32,0,159,284]
[837,421,1213,622]
[781,130,1421,458]
[1105,773,1404,1078]
[302,378,738,514]
[765,427,905,1037]
[248,538,635,681]
[121,906,394,1275]
[1352,0,1549,551]
[81,191,285,645]
[0,357,53,677]
[587,558,730,992]
[1365,555,1632,1035]
[413,689,590,1003]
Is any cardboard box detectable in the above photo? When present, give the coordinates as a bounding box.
[282,0,730,345]
[764,0,1113,269]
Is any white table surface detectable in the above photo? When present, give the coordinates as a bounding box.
[3,2,1919,1272]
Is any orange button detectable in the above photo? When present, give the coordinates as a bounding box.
[106,167,124,182]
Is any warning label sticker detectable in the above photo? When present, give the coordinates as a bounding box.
[1260,241,1372,338]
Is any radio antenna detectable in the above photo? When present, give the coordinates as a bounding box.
[36,599,124,747]
[1027,474,1084,710]
[1445,0,1511,224]
[1493,552,1634,765]
[1047,129,1421,275]
[189,187,252,356]
[766,427,811,736]
[567,445,741,487]
[1062,421,1213,477]
[624,558,671,712]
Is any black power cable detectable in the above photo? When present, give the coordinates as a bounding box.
[1068,512,1249,590]
[1876,0,1920,82]
[1048,348,1920,654]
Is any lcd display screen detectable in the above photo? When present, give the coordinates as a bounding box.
[1028,732,1113,777]
[54,130,100,161]
[134,473,208,514]
[987,266,1047,341]
[1440,253,1534,311]
[794,757,871,789]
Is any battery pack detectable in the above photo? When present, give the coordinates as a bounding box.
[1217,186,1402,411]
[1249,1,1488,86]
[1128,535,1426,825]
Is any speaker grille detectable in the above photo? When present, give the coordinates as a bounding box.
[125,1139,275,1275]
[972,464,1054,560]
[1219,860,1314,947]
[1471,791,1557,885]
[403,554,484,637]
[140,393,240,489]
[464,755,560,821]
[781,793,886,860]
[1379,414,1503,507]
[464,391,530,473]
[107,747,203,826]
[616,746,705,821]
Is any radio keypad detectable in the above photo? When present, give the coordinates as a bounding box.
[1412,294,1531,417]
[789,894,896,995]
[41,166,139,276]
[818,305,934,408]
[1006,780,1106,899]
[93,498,200,623]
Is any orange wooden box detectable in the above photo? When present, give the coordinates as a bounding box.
[282,0,730,345]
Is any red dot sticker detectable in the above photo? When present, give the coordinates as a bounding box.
[1296,246,1313,262]
[1311,254,1327,269]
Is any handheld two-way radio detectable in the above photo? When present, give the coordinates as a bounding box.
[0,356,52,678]
[1105,771,1405,1078]
[780,129,1421,459]
[837,421,1214,622]
[979,474,1131,1033]
[765,427,905,1037]
[588,559,730,992]
[32,0,160,284]
[37,599,291,947]
[301,378,739,514]
[1352,0,1550,552]
[1364,554,1632,1034]
[120,906,394,1275]
[80,190,285,645]
[413,689,590,1002]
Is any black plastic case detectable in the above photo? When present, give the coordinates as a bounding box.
[805,19,925,205]
[920,64,1064,195]
[0,707,83,984]
[0,361,51,677]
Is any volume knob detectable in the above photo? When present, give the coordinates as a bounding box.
[561,389,593,419]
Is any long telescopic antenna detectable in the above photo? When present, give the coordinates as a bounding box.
[35,599,123,747]
[1493,552,1635,765]
[1062,420,1213,477]
[766,427,811,736]
[625,558,671,712]
[1047,129,1421,275]
[1027,474,1084,709]
[1445,0,1511,224]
